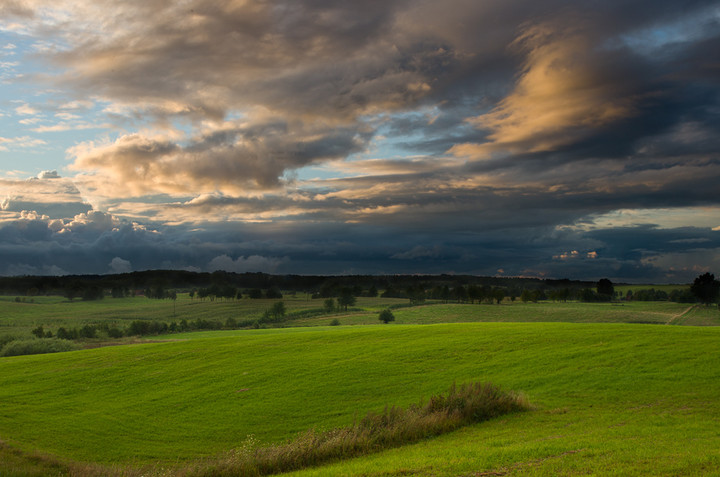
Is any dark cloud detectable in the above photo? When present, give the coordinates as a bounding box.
[0,0,718,280]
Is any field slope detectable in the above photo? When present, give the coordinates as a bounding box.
[0,322,719,475]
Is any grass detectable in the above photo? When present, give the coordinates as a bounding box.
[614,283,689,295]
[0,296,704,342]
[291,300,693,327]
[0,322,719,475]
[186,382,529,476]
[0,294,408,339]
[672,304,720,326]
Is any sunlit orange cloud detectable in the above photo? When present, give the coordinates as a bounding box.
[451,22,638,159]
[315,156,465,177]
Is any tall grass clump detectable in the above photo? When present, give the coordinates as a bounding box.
[190,382,530,476]
[0,338,81,357]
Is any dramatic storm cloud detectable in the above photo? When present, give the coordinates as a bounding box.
[0,0,718,281]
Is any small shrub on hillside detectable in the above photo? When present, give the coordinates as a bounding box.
[107,326,124,339]
[79,325,97,339]
[56,327,78,340]
[1,338,80,357]
[379,309,395,323]
[31,325,52,338]
[0,334,25,349]
[127,320,170,336]
[329,318,341,326]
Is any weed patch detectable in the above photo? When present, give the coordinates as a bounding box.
[188,382,529,476]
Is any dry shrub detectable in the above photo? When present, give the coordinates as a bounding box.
[22,383,529,477]
[188,382,530,476]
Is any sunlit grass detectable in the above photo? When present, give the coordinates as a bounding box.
[0,322,718,476]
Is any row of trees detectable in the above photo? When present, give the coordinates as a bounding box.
[16,269,719,307]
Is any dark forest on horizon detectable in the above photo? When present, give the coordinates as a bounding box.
[0,270,598,297]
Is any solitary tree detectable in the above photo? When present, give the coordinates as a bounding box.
[270,301,286,320]
[379,309,395,324]
[337,288,356,311]
[690,272,720,306]
[596,278,614,299]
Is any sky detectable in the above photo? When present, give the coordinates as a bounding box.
[0,0,719,282]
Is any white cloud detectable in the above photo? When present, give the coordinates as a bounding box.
[59,100,94,110]
[37,170,60,179]
[31,121,112,133]
[109,256,132,273]
[55,112,80,120]
[207,254,288,273]
[15,103,38,115]
[0,135,47,150]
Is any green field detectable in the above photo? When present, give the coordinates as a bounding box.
[614,283,689,295]
[0,297,719,476]
[294,301,700,327]
[0,294,409,338]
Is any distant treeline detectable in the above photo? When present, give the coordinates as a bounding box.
[0,270,700,304]
[0,270,597,298]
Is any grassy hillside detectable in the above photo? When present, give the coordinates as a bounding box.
[1,322,719,475]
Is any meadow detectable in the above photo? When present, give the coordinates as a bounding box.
[0,294,409,339]
[0,295,718,476]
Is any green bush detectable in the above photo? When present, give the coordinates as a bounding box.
[0,334,25,349]
[379,309,395,324]
[1,339,81,357]
[107,326,124,339]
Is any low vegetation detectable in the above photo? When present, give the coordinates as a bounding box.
[187,382,529,476]
[0,338,80,357]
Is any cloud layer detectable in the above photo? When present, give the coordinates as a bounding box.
[0,0,718,281]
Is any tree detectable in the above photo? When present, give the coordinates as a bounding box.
[270,301,286,320]
[690,272,720,306]
[337,288,356,311]
[492,288,505,304]
[323,298,336,313]
[520,289,532,303]
[596,278,614,299]
[266,287,283,299]
[406,285,425,305]
[82,285,104,301]
[453,286,468,303]
[580,288,598,302]
[379,309,395,324]
[31,325,45,339]
[247,288,263,299]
